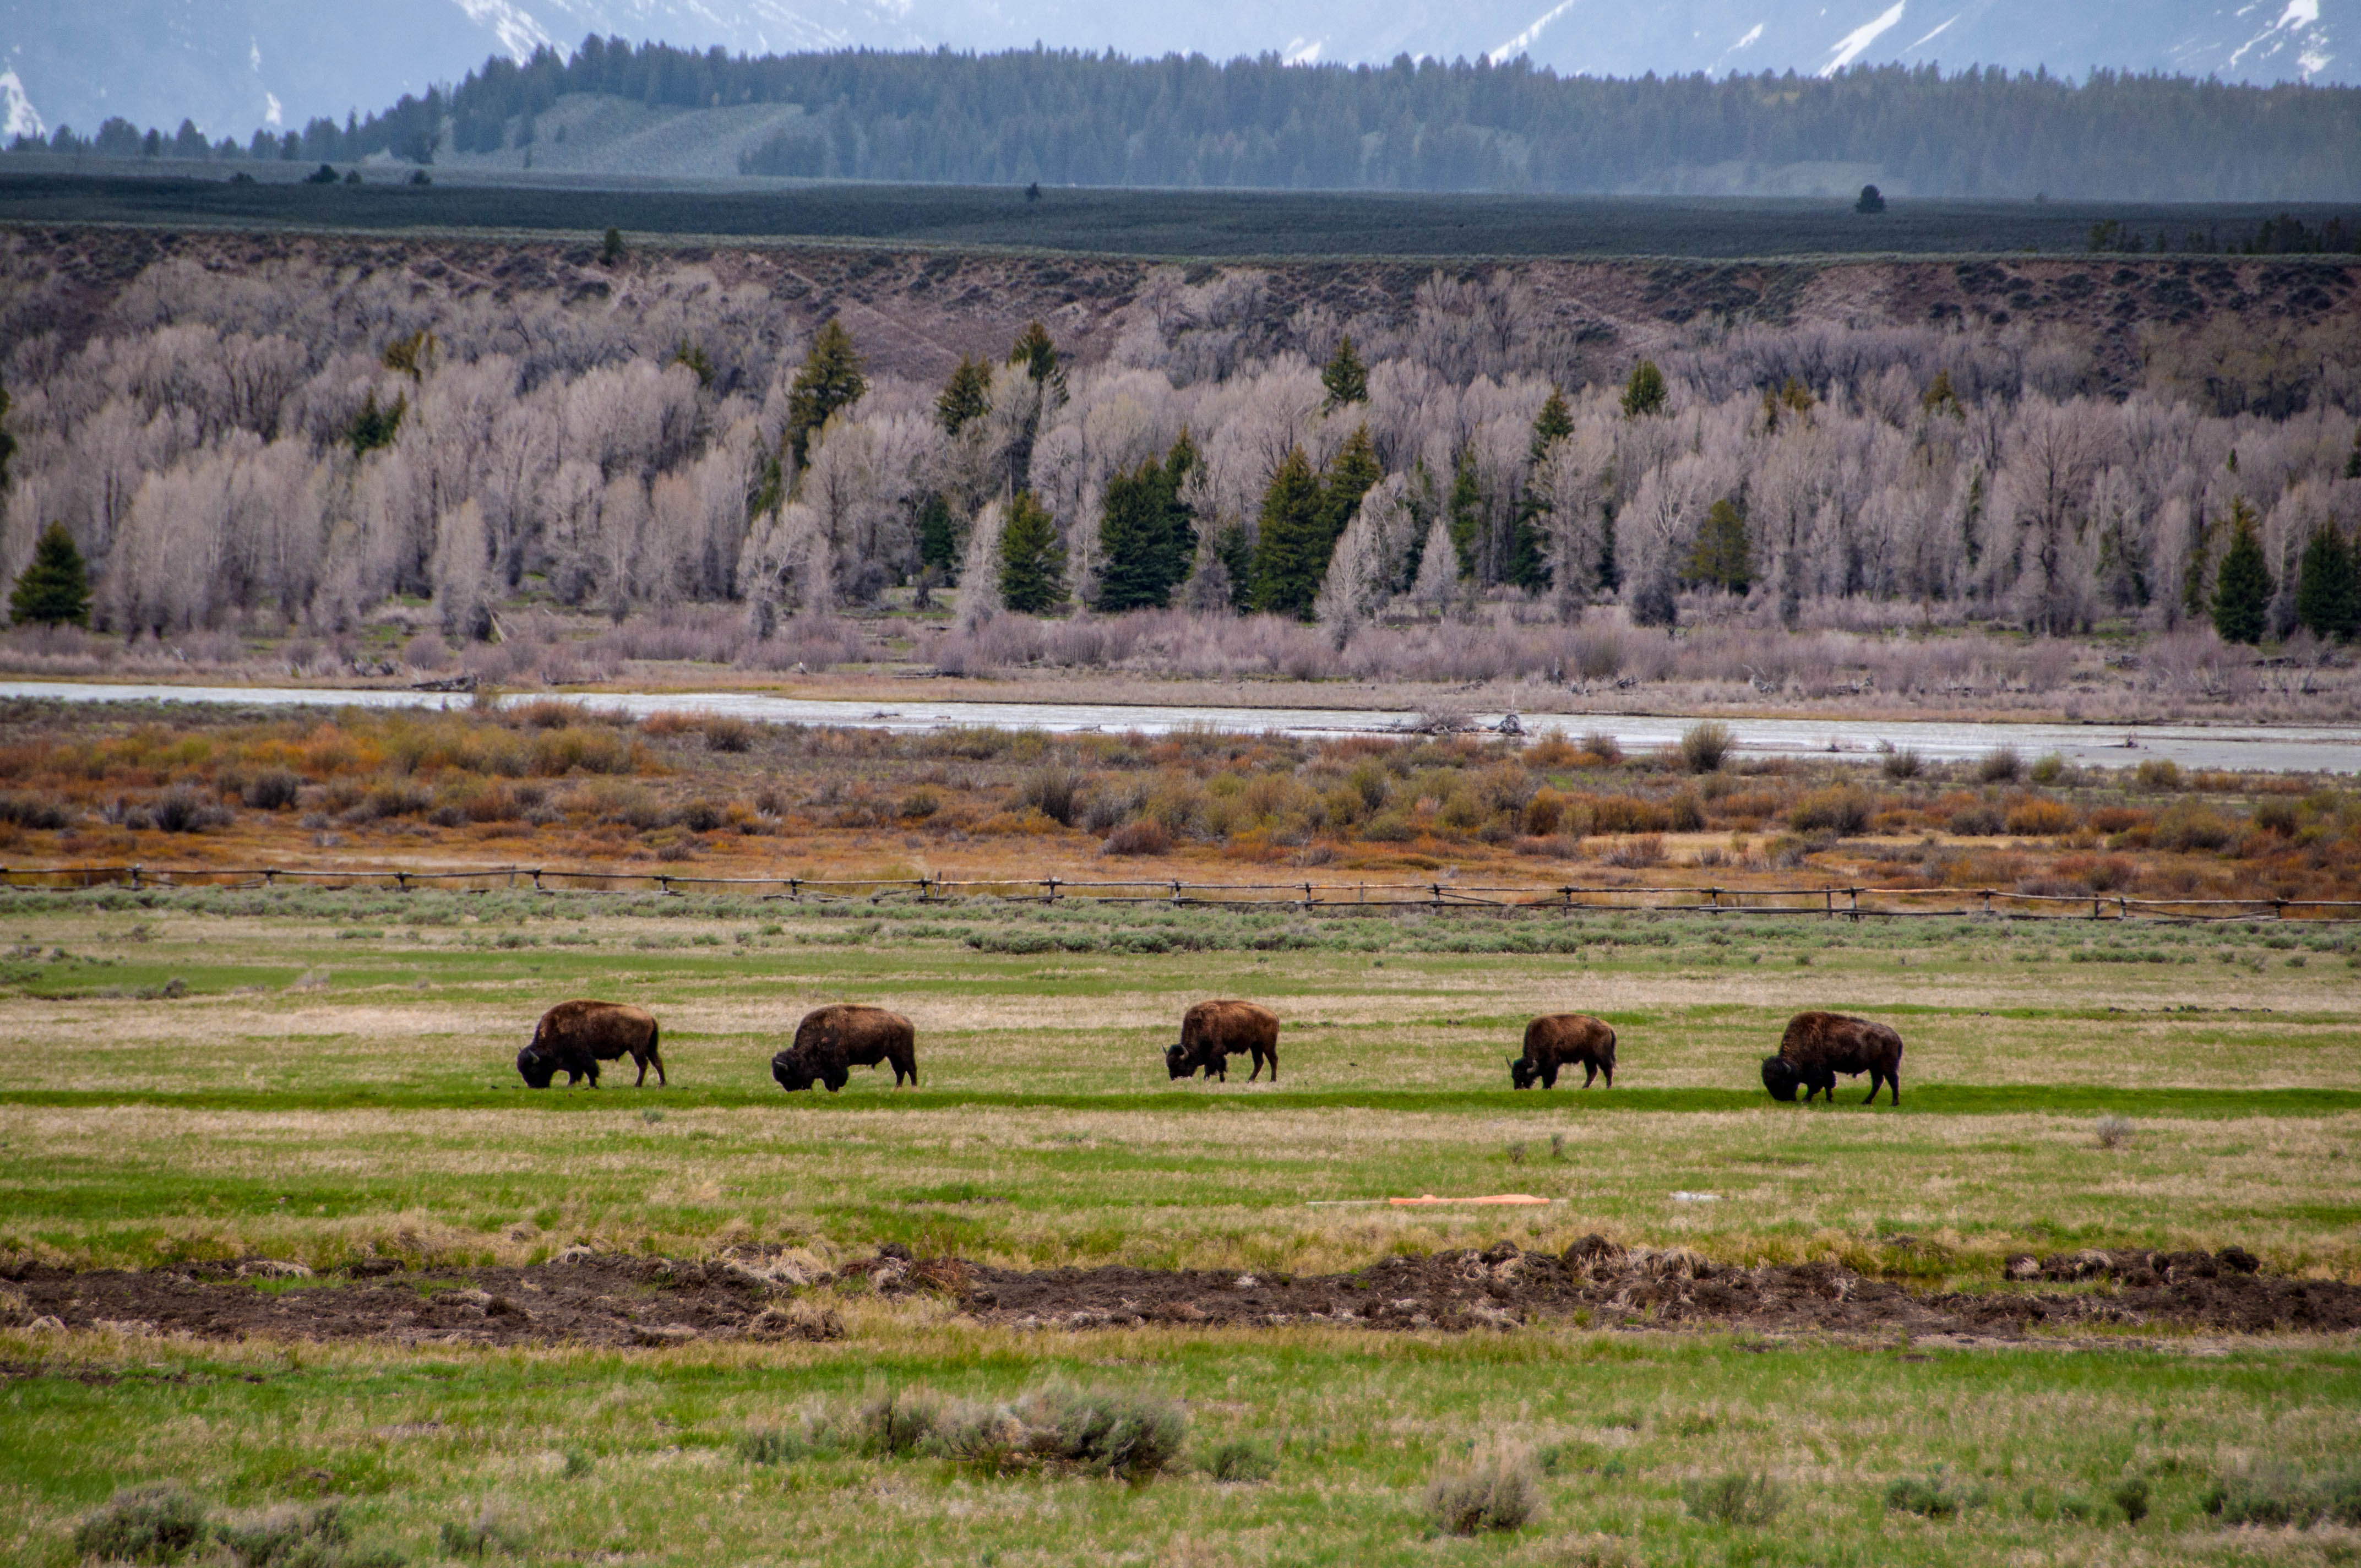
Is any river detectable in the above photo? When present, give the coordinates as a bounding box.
[4,680,2355,774]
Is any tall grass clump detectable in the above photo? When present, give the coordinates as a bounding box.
[2204,1464,2361,1527]
[1881,747,1923,780]
[1682,1471,1787,1527]
[1426,1446,1543,1536]
[1677,721,1734,774]
[937,1383,1188,1479]
[1978,745,2023,783]
[1204,1438,1279,1483]
[2095,1114,2135,1148]
[72,1483,209,1563]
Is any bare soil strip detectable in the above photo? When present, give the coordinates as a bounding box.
[6,1243,2355,1348]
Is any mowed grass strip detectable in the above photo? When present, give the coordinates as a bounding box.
[2,1321,2356,1568]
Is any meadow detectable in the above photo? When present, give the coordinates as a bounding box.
[4,170,2354,259]
[3,886,2357,1566]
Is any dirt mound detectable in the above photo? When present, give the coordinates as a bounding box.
[2,1243,2352,1347]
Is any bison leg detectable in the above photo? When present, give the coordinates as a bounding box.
[1601,1061,1613,1088]
[1581,1062,1599,1089]
[1539,1059,1559,1090]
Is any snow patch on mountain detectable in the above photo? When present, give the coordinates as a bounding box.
[1821,2,1906,74]
[0,69,42,139]
[1490,0,1580,63]
[451,0,562,63]
[1727,23,1766,52]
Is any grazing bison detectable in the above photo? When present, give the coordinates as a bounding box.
[517,1000,663,1088]
[1761,1010,1903,1106]
[1164,999,1280,1083]
[771,1004,918,1093]
[1510,1014,1617,1090]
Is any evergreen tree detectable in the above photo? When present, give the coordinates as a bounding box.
[0,373,15,493]
[2211,500,2273,645]
[347,391,406,456]
[1685,499,1752,593]
[1249,446,1330,619]
[1008,320,1063,393]
[1318,425,1381,554]
[1320,335,1368,408]
[1922,369,1962,418]
[936,355,992,435]
[1445,448,1484,579]
[1854,183,1886,213]
[2294,524,2359,641]
[917,494,959,581]
[1096,437,1201,612]
[1507,389,1574,591]
[2347,424,2361,480]
[786,319,867,469]
[1212,519,1254,613]
[997,491,1066,613]
[1621,360,1667,419]
[8,522,91,628]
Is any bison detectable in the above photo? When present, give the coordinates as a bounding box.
[516,1000,664,1088]
[1510,1014,1616,1090]
[1761,1010,1903,1106]
[771,1004,918,1093]
[1163,999,1280,1083]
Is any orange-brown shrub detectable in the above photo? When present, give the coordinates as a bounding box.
[2004,797,2077,836]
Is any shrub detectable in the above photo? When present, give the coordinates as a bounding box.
[2203,1466,2361,1527]
[1016,765,1085,826]
[437,1505,525,1558]
[2153,801,2234,852]
[2134,759,2184,792]
[703,715,759,753]
[1426,1447,1543,1536]
[244,769,303,810]
[154,784,233,833]
[1103,820,1173,856]
[1666,791,1704,832]
[672,800,725,834]
[1978,746,2022,783]
[1947,805,2005,836]
[2030,752,2069,785]
[737,1427,815,1464]
[1578,731,1623,765]
[215,1501,397,1567]
[1681,1471,1786,1527]
[1523,788,1566,836]
[2095,1114,2134,1148]
[0,792,71,829]
[2004,798,2076,836]
[72,1482,210,1563]
[1885,1473,1961,1518]
[1789,786,1872,835]
[1204,1438,1278,1482]
[1677,721,1734,774]
[1602,834,1665,868]
[1881,747,1923,780]
[936,1383,1187,1479]
[2113,1475,2151,1525]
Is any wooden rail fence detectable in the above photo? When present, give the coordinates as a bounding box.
[1,863,2355,922]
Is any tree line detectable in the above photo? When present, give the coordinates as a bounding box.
[3,248,2358,656]
[11,41,2361,201]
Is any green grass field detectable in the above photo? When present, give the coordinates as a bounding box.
[6,171,2357,259]
[3,888,2356,1565]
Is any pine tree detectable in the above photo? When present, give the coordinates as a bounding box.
[8,522,91,628]
[1157,432,1201,595]
[2346,424,2361,480]
[937,355,992,435]
[2211,500,2273,645]
[1685,499,1753,593]
[1445,448,1484,579]
[1318,425,1381,554]
[1508,390,1574,591]
[1008,320,1063,393]
[917,493,958,581]
[1249,446,1329,619]
[1621,360,1667,419]
[0,373,16,493]
[2294,524,2359,641]
[786,319,867,469]
[347,390,406,456]
[1096,444,1192,612]
[1320,335,1368,408]
[1921,369,1962,418]
[1212,520,1254,613]
[997,491,1066,614]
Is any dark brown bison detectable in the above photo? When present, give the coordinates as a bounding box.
[1164,999,1280,1082]
[1510,1014,1616,1089]
[772,1004,918,1093]
[517,1000,663,1088]
[1761,1010,1903,1105]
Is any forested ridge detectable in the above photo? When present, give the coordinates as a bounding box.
[13,40,2361,203]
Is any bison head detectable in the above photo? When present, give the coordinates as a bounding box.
[516,1046,558,1090]
[1164,1042,1194,1081]
[771,1050,815,1093]
[1760,1055,1803,1102]
[1509,1056,1537,1090]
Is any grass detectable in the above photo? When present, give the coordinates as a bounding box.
[0,892,2356,1278]
[5,1322,2357,1566]
[0,885,2354,1565]
[10,173,2360,259]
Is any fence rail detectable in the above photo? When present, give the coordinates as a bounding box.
[1,863,2355,922]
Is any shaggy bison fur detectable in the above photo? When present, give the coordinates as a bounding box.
[517,1000,664,1088]
[1510,1014,1617,1089]
[1165,999,1280,1082]
[1761,1011,1903,1105]
[772,1004,918,1093]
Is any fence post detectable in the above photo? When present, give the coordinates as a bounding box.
[1824,888,1832,919]
[1171,880,1182,905]
[1981,889,1992,917]
[532,869,543,891]
[659,875,672,897]
[1302,881,1313,910]
[1046,877,1059,905]
[130,864,141,891]
[2092,896,2102,920]
[2273,898,2286,920]
[790,878,800,901]
[1432,883,1443,910]
[395,872,408,892]
[2118,896,2128,922]
[264,869,277,888]
[1849,887,1860,922]
[1709,886,1719,911]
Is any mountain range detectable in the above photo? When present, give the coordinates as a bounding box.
[1,0,2343,148]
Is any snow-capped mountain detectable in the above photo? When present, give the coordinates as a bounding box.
[0,0,2342,146]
